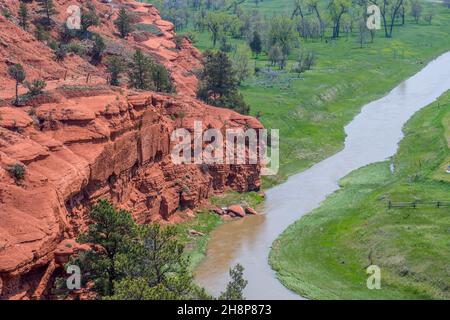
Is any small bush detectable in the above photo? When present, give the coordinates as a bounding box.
[47,40,58,51]
[174,35,184,50]
[178,32,196,44]
[59,24,77,43]
[25,79,47,96]
[1,7,11,19]
[134,23,163,36]
[66,42,86,56]
[34,24,50,42]
[54,44,67,61]
[8,163,26,182]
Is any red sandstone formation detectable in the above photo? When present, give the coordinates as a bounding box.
[227,205,246,218]
[0,1,262,299]
[245,207,258,215]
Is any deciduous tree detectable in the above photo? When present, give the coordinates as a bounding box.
[411,0,422,24]
[328,0,350,38]
[369,0,404,38]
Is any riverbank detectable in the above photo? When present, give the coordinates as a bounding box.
[270,92,450,299]
[176,192,264,271]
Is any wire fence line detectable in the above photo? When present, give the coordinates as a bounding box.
[388,200,450,209]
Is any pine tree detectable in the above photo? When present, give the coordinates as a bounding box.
[61,200,247,300]
[152,64,173,93]
[91,34,105,64]
[128,49,154,90]
[34,24,50,41]
[197,51,236,101]
[8,64,26,106]
[72,201,210,300]
[114,8,131,38]
[18,2,29,30]
[74,200,137,296]
[106,56,125,86]
[249,31,262,57]
[36,0,58,26]
[219,264,248,300]
[197,51,250,114]
[80,4,100,36]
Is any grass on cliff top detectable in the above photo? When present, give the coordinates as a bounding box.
[269,92,450,300]
[170,1,450,187]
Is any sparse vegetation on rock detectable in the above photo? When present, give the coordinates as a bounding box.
[8,163,26,183]
[106,56,125,86]
[128,49,173,93]
[18,2,29,30]
[91,34,106,64]
[36,0,58,26]
[114,7,132,38]
[24,79,47,96]
[54,43,67,61]
[8,64,26,106]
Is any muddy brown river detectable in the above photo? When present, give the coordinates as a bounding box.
[194,51,450,299]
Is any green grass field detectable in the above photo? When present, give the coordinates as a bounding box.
[154,1,450,297]
[172,1,450,186]
[269,92,450,299]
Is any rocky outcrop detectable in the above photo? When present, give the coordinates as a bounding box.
[0,1,263,299]
[227,205,246,218]
[0,88,262,299]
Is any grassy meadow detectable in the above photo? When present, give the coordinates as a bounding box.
[171,0,450,186]
[269,92,450,299]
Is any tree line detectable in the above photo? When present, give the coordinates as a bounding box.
[6,1,174,106]
[55,200,247,300]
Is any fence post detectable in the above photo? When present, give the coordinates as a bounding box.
[437,201,440,208]
[388,201,392,209]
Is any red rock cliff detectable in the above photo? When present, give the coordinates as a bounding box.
[0,0,262,299]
